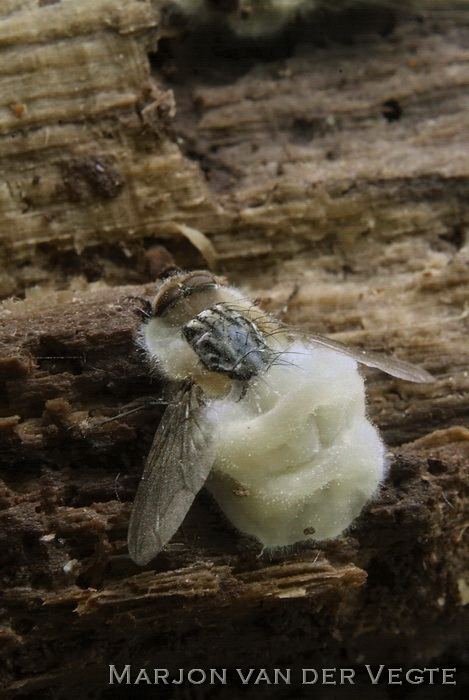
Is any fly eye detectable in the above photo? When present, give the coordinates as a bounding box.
[185,273,216,289]
[152,274,217,317]
[152,285,182,317]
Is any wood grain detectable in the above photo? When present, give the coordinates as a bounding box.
[0,1,467,696]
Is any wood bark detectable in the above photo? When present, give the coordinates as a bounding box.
[0,1,468,697]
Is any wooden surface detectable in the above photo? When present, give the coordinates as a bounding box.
[0,1,468,697]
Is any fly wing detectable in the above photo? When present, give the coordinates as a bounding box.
[128,386,219,565]
[291,329,434,383]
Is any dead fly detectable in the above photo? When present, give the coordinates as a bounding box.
[128,270,432,565]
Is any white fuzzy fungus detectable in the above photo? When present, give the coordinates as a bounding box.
[207,341,385,547]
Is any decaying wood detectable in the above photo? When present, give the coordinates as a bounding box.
[1,1,468,291]
[0,0,468,697]
[0,270,467,696]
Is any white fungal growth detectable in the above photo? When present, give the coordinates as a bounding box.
[207,341,385,547]
[175,0,321,38]
[128,270,431,565]
[168,1,452,39]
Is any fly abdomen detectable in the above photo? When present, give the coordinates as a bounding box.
[182,304,272,380]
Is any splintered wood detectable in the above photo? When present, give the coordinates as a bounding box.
[0,0,468,697]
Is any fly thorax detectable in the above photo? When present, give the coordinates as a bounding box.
[182,304,272,380]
